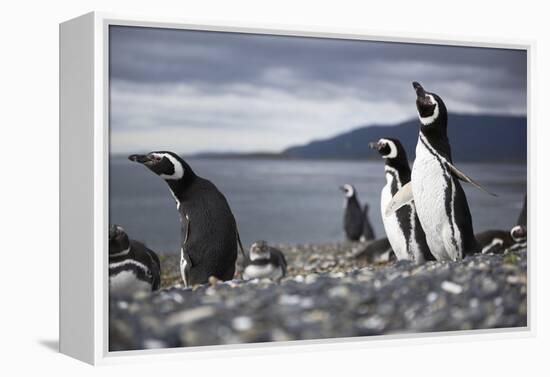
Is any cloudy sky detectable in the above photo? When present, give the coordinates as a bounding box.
[109,26,527,154]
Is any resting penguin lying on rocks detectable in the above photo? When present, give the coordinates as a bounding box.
[243,241,287,281]
[109,224,161,296]
[476,225,527,254]
[129,151,242,287]
[386,82,497,261]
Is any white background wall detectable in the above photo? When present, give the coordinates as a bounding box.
[1,0,548,375]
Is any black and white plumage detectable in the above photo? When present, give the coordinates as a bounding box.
[109,224,161,296]
[370,138,434,263]
[361,204,376,242]
[476,229,514,254]
[129,151,240,287]
[243,241,287,281]
[339,184,365,241]
[510,224,527,250]
[476,225,527,254]
[408,82,480,261]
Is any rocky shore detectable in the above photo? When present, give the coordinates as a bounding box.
[109,242,527,351]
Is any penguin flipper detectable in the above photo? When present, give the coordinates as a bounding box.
[446,162,498,197]
[181,213,190,245]
[385,182,414,216]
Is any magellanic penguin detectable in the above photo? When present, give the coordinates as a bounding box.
[129,151,241,287]
[109,224,161,296]
[476,225,527,254]
[509,224,527,251]
[386,82,496,261]
[361,204,376,242]
[339,184,364,241]
[243,241,287,281]
[476,229,514,254]
[369,138,434,263]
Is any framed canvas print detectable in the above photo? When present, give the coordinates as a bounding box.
[59,12,531,365]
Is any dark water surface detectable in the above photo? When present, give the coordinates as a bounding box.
[110,157,527,253]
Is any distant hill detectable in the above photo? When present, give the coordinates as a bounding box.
[283,114,527,162]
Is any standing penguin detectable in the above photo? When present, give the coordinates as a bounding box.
[387,82,495,261]
[109,224,161,296]
[129,151,240,286]
[370,138,433,263]
[242,240,287,281]
[361,204,376,242]
[339,184,364,241]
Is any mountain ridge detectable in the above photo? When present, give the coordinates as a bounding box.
[283,113,527,162]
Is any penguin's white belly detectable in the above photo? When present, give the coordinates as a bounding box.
[412,140,461,261]
[243,264,282,280]
[109,270,151,296]
[381,183,408,260]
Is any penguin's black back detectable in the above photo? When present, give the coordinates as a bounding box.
[344,195,364,241]
[180,176,238,284]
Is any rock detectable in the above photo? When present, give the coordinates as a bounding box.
[441,281,463,295]
[109,243,527,350]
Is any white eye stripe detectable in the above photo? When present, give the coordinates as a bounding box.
[379,138,397,159]
[418,94,440,126]
[153,153,184,180]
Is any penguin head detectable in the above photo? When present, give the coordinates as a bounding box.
[510,225,527,243]
[412,81,447,128]
[109,224,130,256]
[128,151,195,183]
[339,184,355,198]
[369,138,409,168]
[249,240,271,261]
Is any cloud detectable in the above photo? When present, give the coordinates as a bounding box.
[109,26,527,153]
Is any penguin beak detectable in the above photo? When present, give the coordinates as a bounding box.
[128,154,152,164]
[368,141,381,150]
[338,185,346,192]
[412,81,427,98]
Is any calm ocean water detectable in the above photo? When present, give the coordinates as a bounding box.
[109,157,527,253]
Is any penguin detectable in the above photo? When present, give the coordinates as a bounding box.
[369,138,434,263]
[475,229,514,254]
[361,204,376,242]
[339,184,364,241]
[109,224,161,296]
[475,225,527,254]
[509,224,527,251]
[242,241,287,281]
[352,237,396,264]
[386,82,496,261]
[129,151,241,287]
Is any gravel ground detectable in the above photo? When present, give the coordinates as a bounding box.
[109,242,527,351]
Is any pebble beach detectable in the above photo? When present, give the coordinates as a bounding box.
[109,242,527,351]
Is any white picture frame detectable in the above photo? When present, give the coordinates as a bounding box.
[59,11,533,365]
